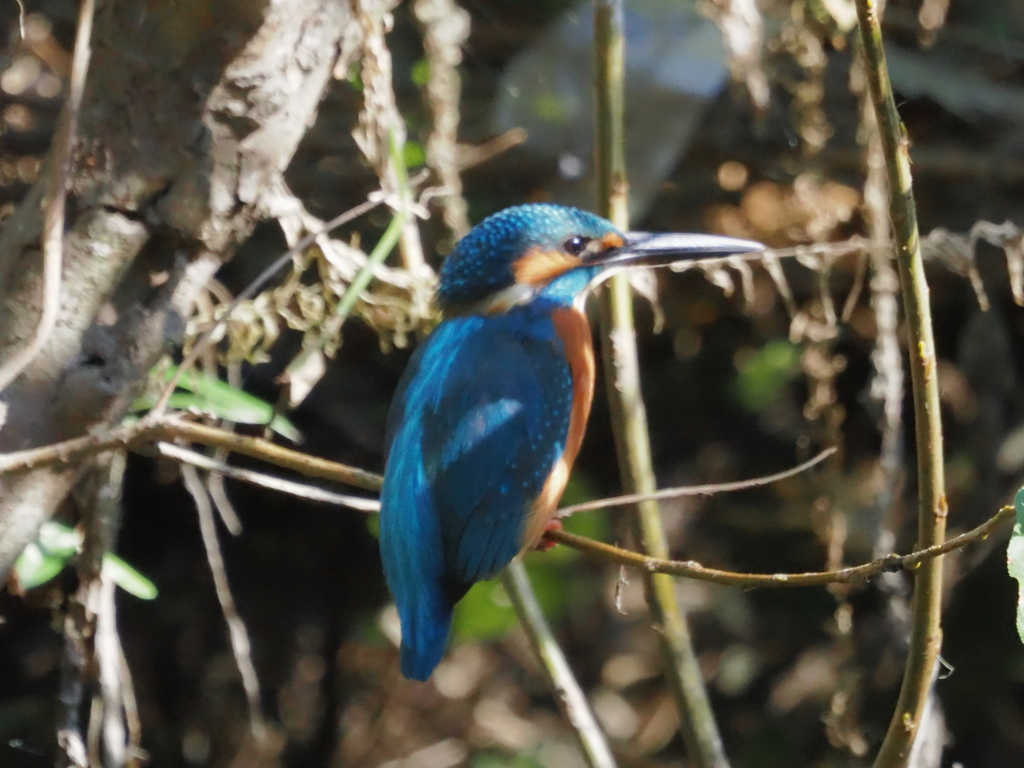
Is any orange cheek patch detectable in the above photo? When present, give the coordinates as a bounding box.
[512,248,579,286]
[600,232,624,250]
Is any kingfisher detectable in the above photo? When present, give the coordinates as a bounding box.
[380,203,761,680]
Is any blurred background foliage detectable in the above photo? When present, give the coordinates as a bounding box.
[3,0,1024,766]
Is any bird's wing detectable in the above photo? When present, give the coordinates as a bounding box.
[388,314,574,587]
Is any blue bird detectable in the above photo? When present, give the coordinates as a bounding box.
[380,203,761,680]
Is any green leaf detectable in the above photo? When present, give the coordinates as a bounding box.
[403,140,426,169]
[37,521,81,557]
[1008,487,1024,644]
[15,522,158,599]
[15,542,69,589]
[135,367,301,441]
[103,555,158,600]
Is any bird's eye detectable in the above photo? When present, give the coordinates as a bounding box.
[563,236,590,256]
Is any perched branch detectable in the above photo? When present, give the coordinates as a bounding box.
[6,412,996,598]
[854,2,949,766]
[546,506,1012,588]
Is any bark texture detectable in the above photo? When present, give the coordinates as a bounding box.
[0,0,353,575]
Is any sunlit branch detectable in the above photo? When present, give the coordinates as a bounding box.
[0,417,382,492]
[156,442,381,512]
[854,2,947,765]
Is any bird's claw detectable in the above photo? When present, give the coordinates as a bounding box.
[536,519,562,552]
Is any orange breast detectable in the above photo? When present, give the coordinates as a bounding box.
[521,307,596,549]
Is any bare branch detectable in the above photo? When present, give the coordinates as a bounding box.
[558,448,836,518]
[156,442,381,512]
[855,3,948,764]
[182,464,266,742]
[0,417,383,492]
[594,2,727,764]
[547,506,1012,588]
[502,561,617,768]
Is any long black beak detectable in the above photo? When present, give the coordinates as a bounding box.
[588,232,764,269]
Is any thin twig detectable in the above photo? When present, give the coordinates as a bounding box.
[163,444,834,525]
[354,0,425,270]
[502,561,617,768]
[207,360,244,535]
[156,442,381,512]
[59,449,121,768]
[456,128,527,170]
[593,2,729,766]
[413,0,471,238]
[156,435,1004,591]
[182,464,267,742]
[558,449,835,518]
[0,417,383,491]
[282,205,407,389]
[96,567,127,766]
[208,465,243,536]
[854,2,949,766]
[546,506,1012,588]
[119,645,143,768]
[0,0,95,395]
[92,450,130,768]
[14,0,26,40]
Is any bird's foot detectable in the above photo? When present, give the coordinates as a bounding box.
[536,519,562,552]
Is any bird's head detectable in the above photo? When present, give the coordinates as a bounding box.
[436,203,762,314]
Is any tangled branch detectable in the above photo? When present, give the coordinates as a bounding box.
[0,418,1008,591]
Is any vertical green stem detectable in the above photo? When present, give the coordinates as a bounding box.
[502,561,617,768]
[593,3,729,766]
[854,3,947,766]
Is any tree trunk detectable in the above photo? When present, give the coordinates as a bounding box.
[0,0,354,576]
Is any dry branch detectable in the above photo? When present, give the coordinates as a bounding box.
[854,2,949,765]
[594,2,729,766]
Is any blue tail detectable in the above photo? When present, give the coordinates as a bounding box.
[380,422,455,681]
[397,582,454,681]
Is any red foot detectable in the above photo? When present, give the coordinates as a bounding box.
[536,520,562,552]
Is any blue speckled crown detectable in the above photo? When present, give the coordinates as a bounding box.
[436,204,618,311]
